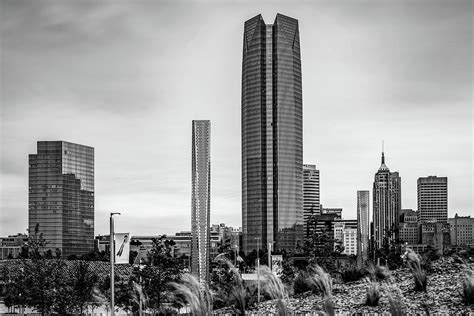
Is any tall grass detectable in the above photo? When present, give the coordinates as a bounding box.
[403,248,427,291]
[385,285,406,315]
[170,273,212,316]
[462,273,474,305]
[365,282,380,306]
[366,263,390,281]
[215,258,246,314]
[258,266,288,316]
[307,264,332,298]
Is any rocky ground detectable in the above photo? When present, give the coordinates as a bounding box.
[221,257,474,315]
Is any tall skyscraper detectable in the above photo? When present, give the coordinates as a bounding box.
[191,120,211,283]
[28,141,94,257]
[303,164,320,237]
[357,191,370,264]
[241,14,303,254]
[372,151,401,250]
[418,176,448,223]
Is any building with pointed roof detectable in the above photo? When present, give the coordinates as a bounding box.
[373,151,401,250]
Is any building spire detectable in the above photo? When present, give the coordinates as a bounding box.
[381,140,385,164]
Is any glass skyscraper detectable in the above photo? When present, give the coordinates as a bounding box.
[241,14,303,254]
[191,120,210,283]
[28,141,94,257]
[373,152,401,250]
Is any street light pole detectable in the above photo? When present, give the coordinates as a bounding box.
[110,212,121,316]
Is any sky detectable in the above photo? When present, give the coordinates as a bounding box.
[0,0,472,237]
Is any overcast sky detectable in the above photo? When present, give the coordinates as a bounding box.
[1,0,472,237]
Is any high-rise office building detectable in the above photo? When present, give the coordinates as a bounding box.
[303,164,320,237]
[28,141,94,257]
[191,120,211,283]
[357,190,370,263]
[241,14,303,254]
[373,151,401,250]
[417,176,448,223]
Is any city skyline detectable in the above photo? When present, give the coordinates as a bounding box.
[1,0,472,237]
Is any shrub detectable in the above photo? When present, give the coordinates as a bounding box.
[367,263,390,281]
[341,265,367,283]
[293,271,312,294]
[462,273,474,305]
[258,266,288,316]
[366,282,380,306]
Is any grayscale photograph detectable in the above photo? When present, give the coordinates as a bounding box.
[0,0,472,314]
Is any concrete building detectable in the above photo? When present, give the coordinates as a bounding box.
[334,219,357,256]
[421,222,451,252]
[400,209,418,223]
[241,14,303,254]
[303,164,320,237]
[29,141,94,257]
[342,228,358,256]
[399,223,419,245]
[191,120,211,283]
[357,190,370,263]
[418,176,448,223]
[0,233,27,259]
[448,214,474,247]
[373,151,401,250]
[321,208,343,218]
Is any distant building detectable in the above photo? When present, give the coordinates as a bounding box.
[303,164,320,237]
[399,223,419,245]
[191,120,211,283]
[357,190,370,263]
[421,222,451,252]
[342,228,358,256]
[29,141,94,257]
[373,151,401,250]
[334,219,357,256]
[400,209,418,223]
[321,208,343,218]
[448,214,474,247]
[94,235,110,253]
[0,234,27,259]
[241,14,303,254]
[418,176,448,223]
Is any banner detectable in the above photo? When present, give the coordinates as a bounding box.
[271,255,283,275]
[115,233,130,264]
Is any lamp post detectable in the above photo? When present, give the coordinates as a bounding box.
[268,241,274,272]
[110,212,121,316]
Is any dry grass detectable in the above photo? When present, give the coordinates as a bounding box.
[462,273,474,305]
[403,248,427,292]
[258,265,288,316]
[170,273,212,316]
[385,285,406,315]
[365,282,380,306]
[307,264,332,298]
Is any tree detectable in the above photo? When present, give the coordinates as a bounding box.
[71,261,99,315]
[132,236,183,313]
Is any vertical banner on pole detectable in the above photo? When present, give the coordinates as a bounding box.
[115,233,130,264]
[271,255,283,276]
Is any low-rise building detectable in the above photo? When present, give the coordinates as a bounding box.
[421,222,451,252]
[0,233,27,259]
[448,214,474,247]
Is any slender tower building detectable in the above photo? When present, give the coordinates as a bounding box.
[357,190,370,265]
[241,14,303,254]
[372,150,401,250]
[191,120,211,283]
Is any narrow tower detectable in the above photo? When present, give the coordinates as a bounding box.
[191,120,211,283]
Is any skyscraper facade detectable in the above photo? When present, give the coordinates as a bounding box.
[372,152,401,250]
[191,120,211,283]
[303,164,320,237]
[357,190,370,263]
[241,13,303,254]
[417,176,448,223]
[28,141,94,257]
